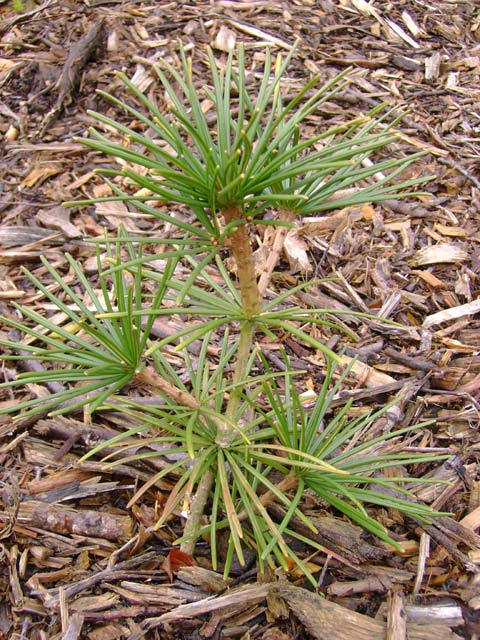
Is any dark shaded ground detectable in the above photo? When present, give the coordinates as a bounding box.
[0,1,480,639]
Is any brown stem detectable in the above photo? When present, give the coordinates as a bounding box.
[135,367,219,557]
[211,205,263,447]
[136,366,228,436]
[224,205,261,317]
[150,205,284,554]
[135,366,201,411]
[216,319,254,447]
[180,470,214,556]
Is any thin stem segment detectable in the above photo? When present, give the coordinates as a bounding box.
[223,205,261,318]
[180,469,214,556]
[215,205,262,447]
[216,319,255,447]
[135,366,201,410]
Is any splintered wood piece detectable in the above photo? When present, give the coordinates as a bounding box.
[39,551,158,610]
[61,612,84,640]
[268,506,387,565]
[340,354,396,387]
[387,590,407,640]
[21,164,63,188]
[401,10,423,37]
[275,584,462,640]
[433,223,468,238]
[0,248,63,265]
[176,565,232,593]
[0,226,63,248]
[384,17,420,48]
[413,270,447,288]
[212,24,236,52]
[405,603,464,627]
[421,517,480,570]
[18,501,133,541]
[68,593,119,613]
[94,200,140,232]
[144,584,270,627]
[413,533,430,599]
[425,52,442,80]
[423,298,480,329]
[36,207,81,239]
[225,19,292,49]
[257,210,296,296]
[297,208,362,235]
[412,244,469,266]
[327,575,393,597]
[461,505,480,532]
[27,468,95,494]
[271,583,385,640]
[28,480,125,505]
[106,581,199,606]
[34,415,173,473]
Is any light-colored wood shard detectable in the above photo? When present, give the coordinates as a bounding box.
[423,298,480,328]
[412,243,469,266]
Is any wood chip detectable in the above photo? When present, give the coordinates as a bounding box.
[272,583,385,640]
[412,270,447,288]
[433,223,468,238]
[283,230,312,273]
[17,501,133,541]
[36,206,82,239]
[411,244,469,266]
[226,19,292,49]
[212,25,237,52]
[425,52,442,81]
[387,591,407,640]
[144,584,271,626]
[401,10,424,38]
[423,298,480,329]
[339,354,396,388]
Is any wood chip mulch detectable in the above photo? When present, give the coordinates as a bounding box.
[0,1,479,639]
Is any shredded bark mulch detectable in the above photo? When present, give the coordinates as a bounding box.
[1,1,479,639]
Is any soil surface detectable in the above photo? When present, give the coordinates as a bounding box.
[1,1,480,639]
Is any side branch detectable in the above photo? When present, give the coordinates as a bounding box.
[135,367,201,410]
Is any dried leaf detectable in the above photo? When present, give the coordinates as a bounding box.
[162,549,196,583]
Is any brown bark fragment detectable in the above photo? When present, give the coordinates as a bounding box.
[18,501,133,542]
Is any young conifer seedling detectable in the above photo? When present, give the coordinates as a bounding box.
[0,42,448,583]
